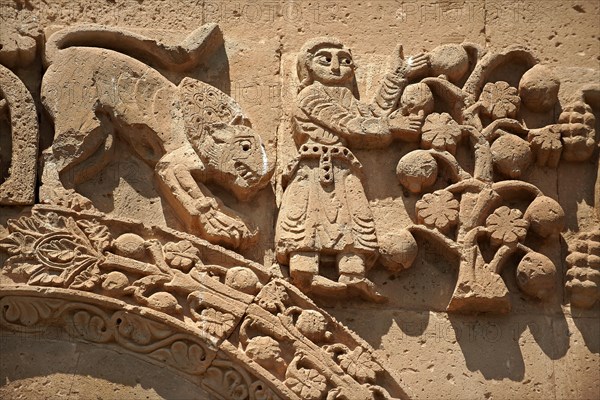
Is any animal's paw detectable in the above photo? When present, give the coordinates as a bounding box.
[193,197,219,213]
[41,187,95,212]
[199,209,258,249]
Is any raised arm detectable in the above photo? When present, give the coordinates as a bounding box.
[298,84,390,139]
[297,84,421,145]
[370,44,430,117]
[370,73,408,117]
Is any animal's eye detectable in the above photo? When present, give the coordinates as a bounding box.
[341,58,352,65]
[240,140,251,152]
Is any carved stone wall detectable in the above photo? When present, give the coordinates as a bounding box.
[0,1,598,399]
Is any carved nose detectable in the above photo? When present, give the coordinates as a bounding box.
[330,58,340,73]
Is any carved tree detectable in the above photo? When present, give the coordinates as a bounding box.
[395,45,597,313]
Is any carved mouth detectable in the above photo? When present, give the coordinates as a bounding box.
[234,161,259,183]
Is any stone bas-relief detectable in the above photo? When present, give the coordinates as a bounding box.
[277,38,599,313]
[40,23,272,250]
[276,38,426,302]
[0,205,408,399]
[0,3,599,399]
[0,21,407,400]
[0,64,39,204]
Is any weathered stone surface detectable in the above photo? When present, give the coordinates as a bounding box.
[0,1,598,399]
[0,64,38,204]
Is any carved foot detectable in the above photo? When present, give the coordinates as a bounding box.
[309,275,347,297]
[339,274,386,303]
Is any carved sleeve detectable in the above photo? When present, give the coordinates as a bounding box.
[370,73,407,117]
[298,85,390,139]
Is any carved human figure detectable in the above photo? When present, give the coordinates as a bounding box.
[276,37,427,301]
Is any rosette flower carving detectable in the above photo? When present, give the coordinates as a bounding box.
[163,240,200,272]
[420,113,462,155]
[326,344,383,384]
[415,190,459,233]
[486,206,529,247]
[480,81,520,120]
[528,125,563,167]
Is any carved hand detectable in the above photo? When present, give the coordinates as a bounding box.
[388,110,424,140]
[392,44,429,80]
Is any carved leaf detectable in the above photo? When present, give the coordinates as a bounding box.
[3,259,42,280]
[116,312,173,346]
[77,219,112,252]
[1,297,57,327]
[255,282,289,314]
[28,270,66,286]
[196,308,236,337]
[7,215,50,238]
[72,310,111,342]
[0,231,36,256]
[163,240,200,272]
[223,370,250,400]
[528,125,563,168]
[70,264,101,290]
[117,314,153,345]
[150,340,207,374]
[338,346,383,384]
[284,367,327,400]
[39,238,77,263]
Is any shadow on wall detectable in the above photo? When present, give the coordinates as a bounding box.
[0,332,209,399]
[322,234,582,382]
[447,312,570,381]
[571,308,600,355]
[194,44,231,96]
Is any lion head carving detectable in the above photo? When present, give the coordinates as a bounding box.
[179,78,273,200]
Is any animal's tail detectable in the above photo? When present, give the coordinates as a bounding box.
[44,23,223,71]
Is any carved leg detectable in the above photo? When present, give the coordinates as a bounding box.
[289,252,347,296]
[155,146,256,249]
[289,252,319,293]
[338,253,385,302]
[40,111,116,211]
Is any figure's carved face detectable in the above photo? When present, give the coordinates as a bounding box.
[201,123,273,201]
[309,48,355,85]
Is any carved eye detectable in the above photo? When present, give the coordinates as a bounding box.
[315,55,331,66]
[240,140,252,152]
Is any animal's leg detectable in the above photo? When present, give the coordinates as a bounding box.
[40,110,116,210]
[155,146,257,249]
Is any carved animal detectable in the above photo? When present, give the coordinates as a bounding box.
[40,24,272,249]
